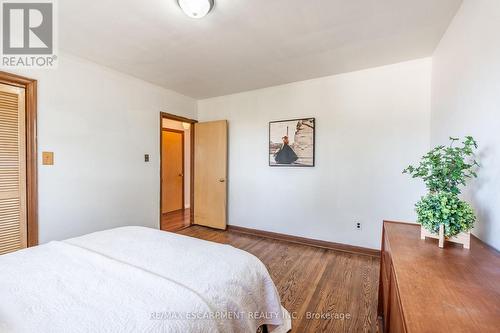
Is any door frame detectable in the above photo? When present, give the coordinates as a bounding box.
[161,128,185,213]
[159,112,197,226]
[0,71,38,247]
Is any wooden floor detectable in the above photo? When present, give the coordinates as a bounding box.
[161,208,191,232]
[177,226,381,333]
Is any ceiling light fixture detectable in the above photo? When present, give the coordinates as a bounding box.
[177,0,214,19]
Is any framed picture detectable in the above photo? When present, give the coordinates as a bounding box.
[269,118,315,167]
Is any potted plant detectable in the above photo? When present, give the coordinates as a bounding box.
[403,136,479,248]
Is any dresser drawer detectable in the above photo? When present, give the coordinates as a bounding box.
[382,231,392,279]
[389,267,406,333]
[382,266,390,331]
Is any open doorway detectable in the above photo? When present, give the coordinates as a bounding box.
[160,112,196,232]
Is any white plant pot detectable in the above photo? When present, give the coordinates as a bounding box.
[420,225,470,249]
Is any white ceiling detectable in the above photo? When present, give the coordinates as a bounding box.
[59,0,462,99]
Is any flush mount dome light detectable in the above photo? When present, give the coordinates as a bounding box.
[178,0,214,19]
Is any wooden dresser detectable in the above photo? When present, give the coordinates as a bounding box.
[378,221,500,332]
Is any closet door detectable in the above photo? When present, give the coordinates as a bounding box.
[0,83,26,255]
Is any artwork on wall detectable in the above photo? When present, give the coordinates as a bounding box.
[269,118,315,167]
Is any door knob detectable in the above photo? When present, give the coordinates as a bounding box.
[178,173,184,177]
[219,179,225,183]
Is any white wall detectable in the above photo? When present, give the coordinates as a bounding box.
[431,0,500,250]
[4,53,197,243]
[162,119,191,208]
[198,59,431,249]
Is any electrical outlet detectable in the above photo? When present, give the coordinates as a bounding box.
[356,222,362,230]
[144,154,150,162]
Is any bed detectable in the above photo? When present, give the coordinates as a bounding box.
[0,226,292,333]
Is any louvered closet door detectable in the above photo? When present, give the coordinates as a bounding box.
[0,83,26,255]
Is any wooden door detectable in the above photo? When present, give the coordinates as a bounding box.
[194,120,227,229]
[0,83,27,255]
[161,129,184,213]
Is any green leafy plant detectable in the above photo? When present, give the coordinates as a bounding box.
[403,136,479,195]
[403,136,479,237]
[416,192,475,237]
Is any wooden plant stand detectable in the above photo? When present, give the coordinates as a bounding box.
[420,225,470,249]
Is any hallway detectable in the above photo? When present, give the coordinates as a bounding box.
[161,209,191,232]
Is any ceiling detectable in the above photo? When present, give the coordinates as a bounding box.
[59,0,462,99]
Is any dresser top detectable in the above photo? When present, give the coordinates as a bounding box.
[383,221,500,332]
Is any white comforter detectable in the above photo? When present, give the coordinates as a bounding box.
[0,227,291,333]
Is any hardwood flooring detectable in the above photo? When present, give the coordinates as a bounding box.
[161,208,191,232]
[177,226,381,333]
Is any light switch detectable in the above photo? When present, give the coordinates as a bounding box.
[42,152,54,165]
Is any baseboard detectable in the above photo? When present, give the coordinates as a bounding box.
[227,225,380,258]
